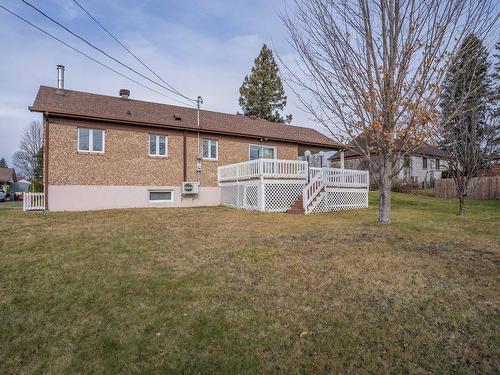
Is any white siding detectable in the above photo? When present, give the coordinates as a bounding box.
[409,156,448,183]
[330,155,448,186]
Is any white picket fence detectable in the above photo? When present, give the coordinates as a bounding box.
[23,192,45,211]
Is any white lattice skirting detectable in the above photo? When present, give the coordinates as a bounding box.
[309,188,369,213]
[220,182,368,213]
[220,180,305,212]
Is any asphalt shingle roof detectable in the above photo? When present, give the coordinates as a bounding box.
[329,133,448,159]
[0,168,16,182]
[30,86,341,148]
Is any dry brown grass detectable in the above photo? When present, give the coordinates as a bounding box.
[0,193,498,373]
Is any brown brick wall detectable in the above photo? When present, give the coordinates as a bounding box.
[47,118,298,187]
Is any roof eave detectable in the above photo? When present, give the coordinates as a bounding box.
[33,108,342,149]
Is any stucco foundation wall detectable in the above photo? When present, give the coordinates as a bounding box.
[48,185,220,211]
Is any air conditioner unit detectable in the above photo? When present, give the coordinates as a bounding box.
[182,182,199,195]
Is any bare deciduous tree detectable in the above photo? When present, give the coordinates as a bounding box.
[13,120,43,179]
[281,0,497,223]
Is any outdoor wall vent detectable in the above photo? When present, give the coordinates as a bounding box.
[56,65,65,89]
[119,89,130,100]
[174,114,182,121]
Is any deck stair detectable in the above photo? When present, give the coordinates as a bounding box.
[306,190,328,213]
[218,160,369,213]
[286,195,305,214]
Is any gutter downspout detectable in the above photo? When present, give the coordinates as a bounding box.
[196,96,203,182]
[43,112,49,210]
[183,131,187,182]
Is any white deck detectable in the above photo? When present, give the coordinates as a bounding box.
[218,159,369,214]
[218,159,308,181]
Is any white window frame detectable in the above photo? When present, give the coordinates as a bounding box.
[202,139,219,160]
[149,134,168,157]
[77,128,105,153]
[248,144,277,160]
[148,190,174,203]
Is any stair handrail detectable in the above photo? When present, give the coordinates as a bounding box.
[302,167,325,211]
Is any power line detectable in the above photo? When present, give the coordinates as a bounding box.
[21,0,197,104]
[71,0,189,101]
[0,4,196,108]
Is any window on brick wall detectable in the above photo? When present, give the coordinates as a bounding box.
[149,135,168,156]
[249,144,276,160]
[202,139,218,160]
[77,128,104,153]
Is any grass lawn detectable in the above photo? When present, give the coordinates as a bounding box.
[0,193,498,373]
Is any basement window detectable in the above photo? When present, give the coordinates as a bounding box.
[148,190,173,203]
[77,128,105,153]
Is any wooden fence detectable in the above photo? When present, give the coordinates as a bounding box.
[433,176,499,200]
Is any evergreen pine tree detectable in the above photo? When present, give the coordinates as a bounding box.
[491,42,500,150]
[439,34,494,215]
[0,158,7,168]
[239,44,292,123]
[440,34,492,171]
[492,42,499,120]
[33,147,43,181]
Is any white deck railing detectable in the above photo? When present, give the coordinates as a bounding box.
[218,159,308,181]
[323,168,369,188]
[23,192,45,211]
[219,162,369,214]
[303,171,325,209]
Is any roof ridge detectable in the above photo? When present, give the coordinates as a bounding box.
[38,85,325,134]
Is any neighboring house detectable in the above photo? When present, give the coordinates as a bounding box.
[30,85,345,211]
[13,178,31,193]
[0,168,17,197]
[329,136,448,187]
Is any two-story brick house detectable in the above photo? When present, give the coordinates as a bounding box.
[30,85,342,211]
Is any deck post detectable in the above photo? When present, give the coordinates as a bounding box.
[259,159,265,211]
[260,177,266,212]
[340,151,345,169]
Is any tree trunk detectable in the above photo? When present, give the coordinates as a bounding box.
[378,159,392,224]
[458,194,466,216]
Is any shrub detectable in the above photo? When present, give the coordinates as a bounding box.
[30,180,44,193]
[392,180,420,193]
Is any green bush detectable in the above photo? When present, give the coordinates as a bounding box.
[30,180,44,193]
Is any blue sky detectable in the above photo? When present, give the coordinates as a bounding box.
[0,0,311,165]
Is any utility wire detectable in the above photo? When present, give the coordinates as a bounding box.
[71,0,190,101]
[0,4,196,108]
[21,0,197,104]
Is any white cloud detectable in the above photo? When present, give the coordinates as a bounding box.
[0,0,324,166]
